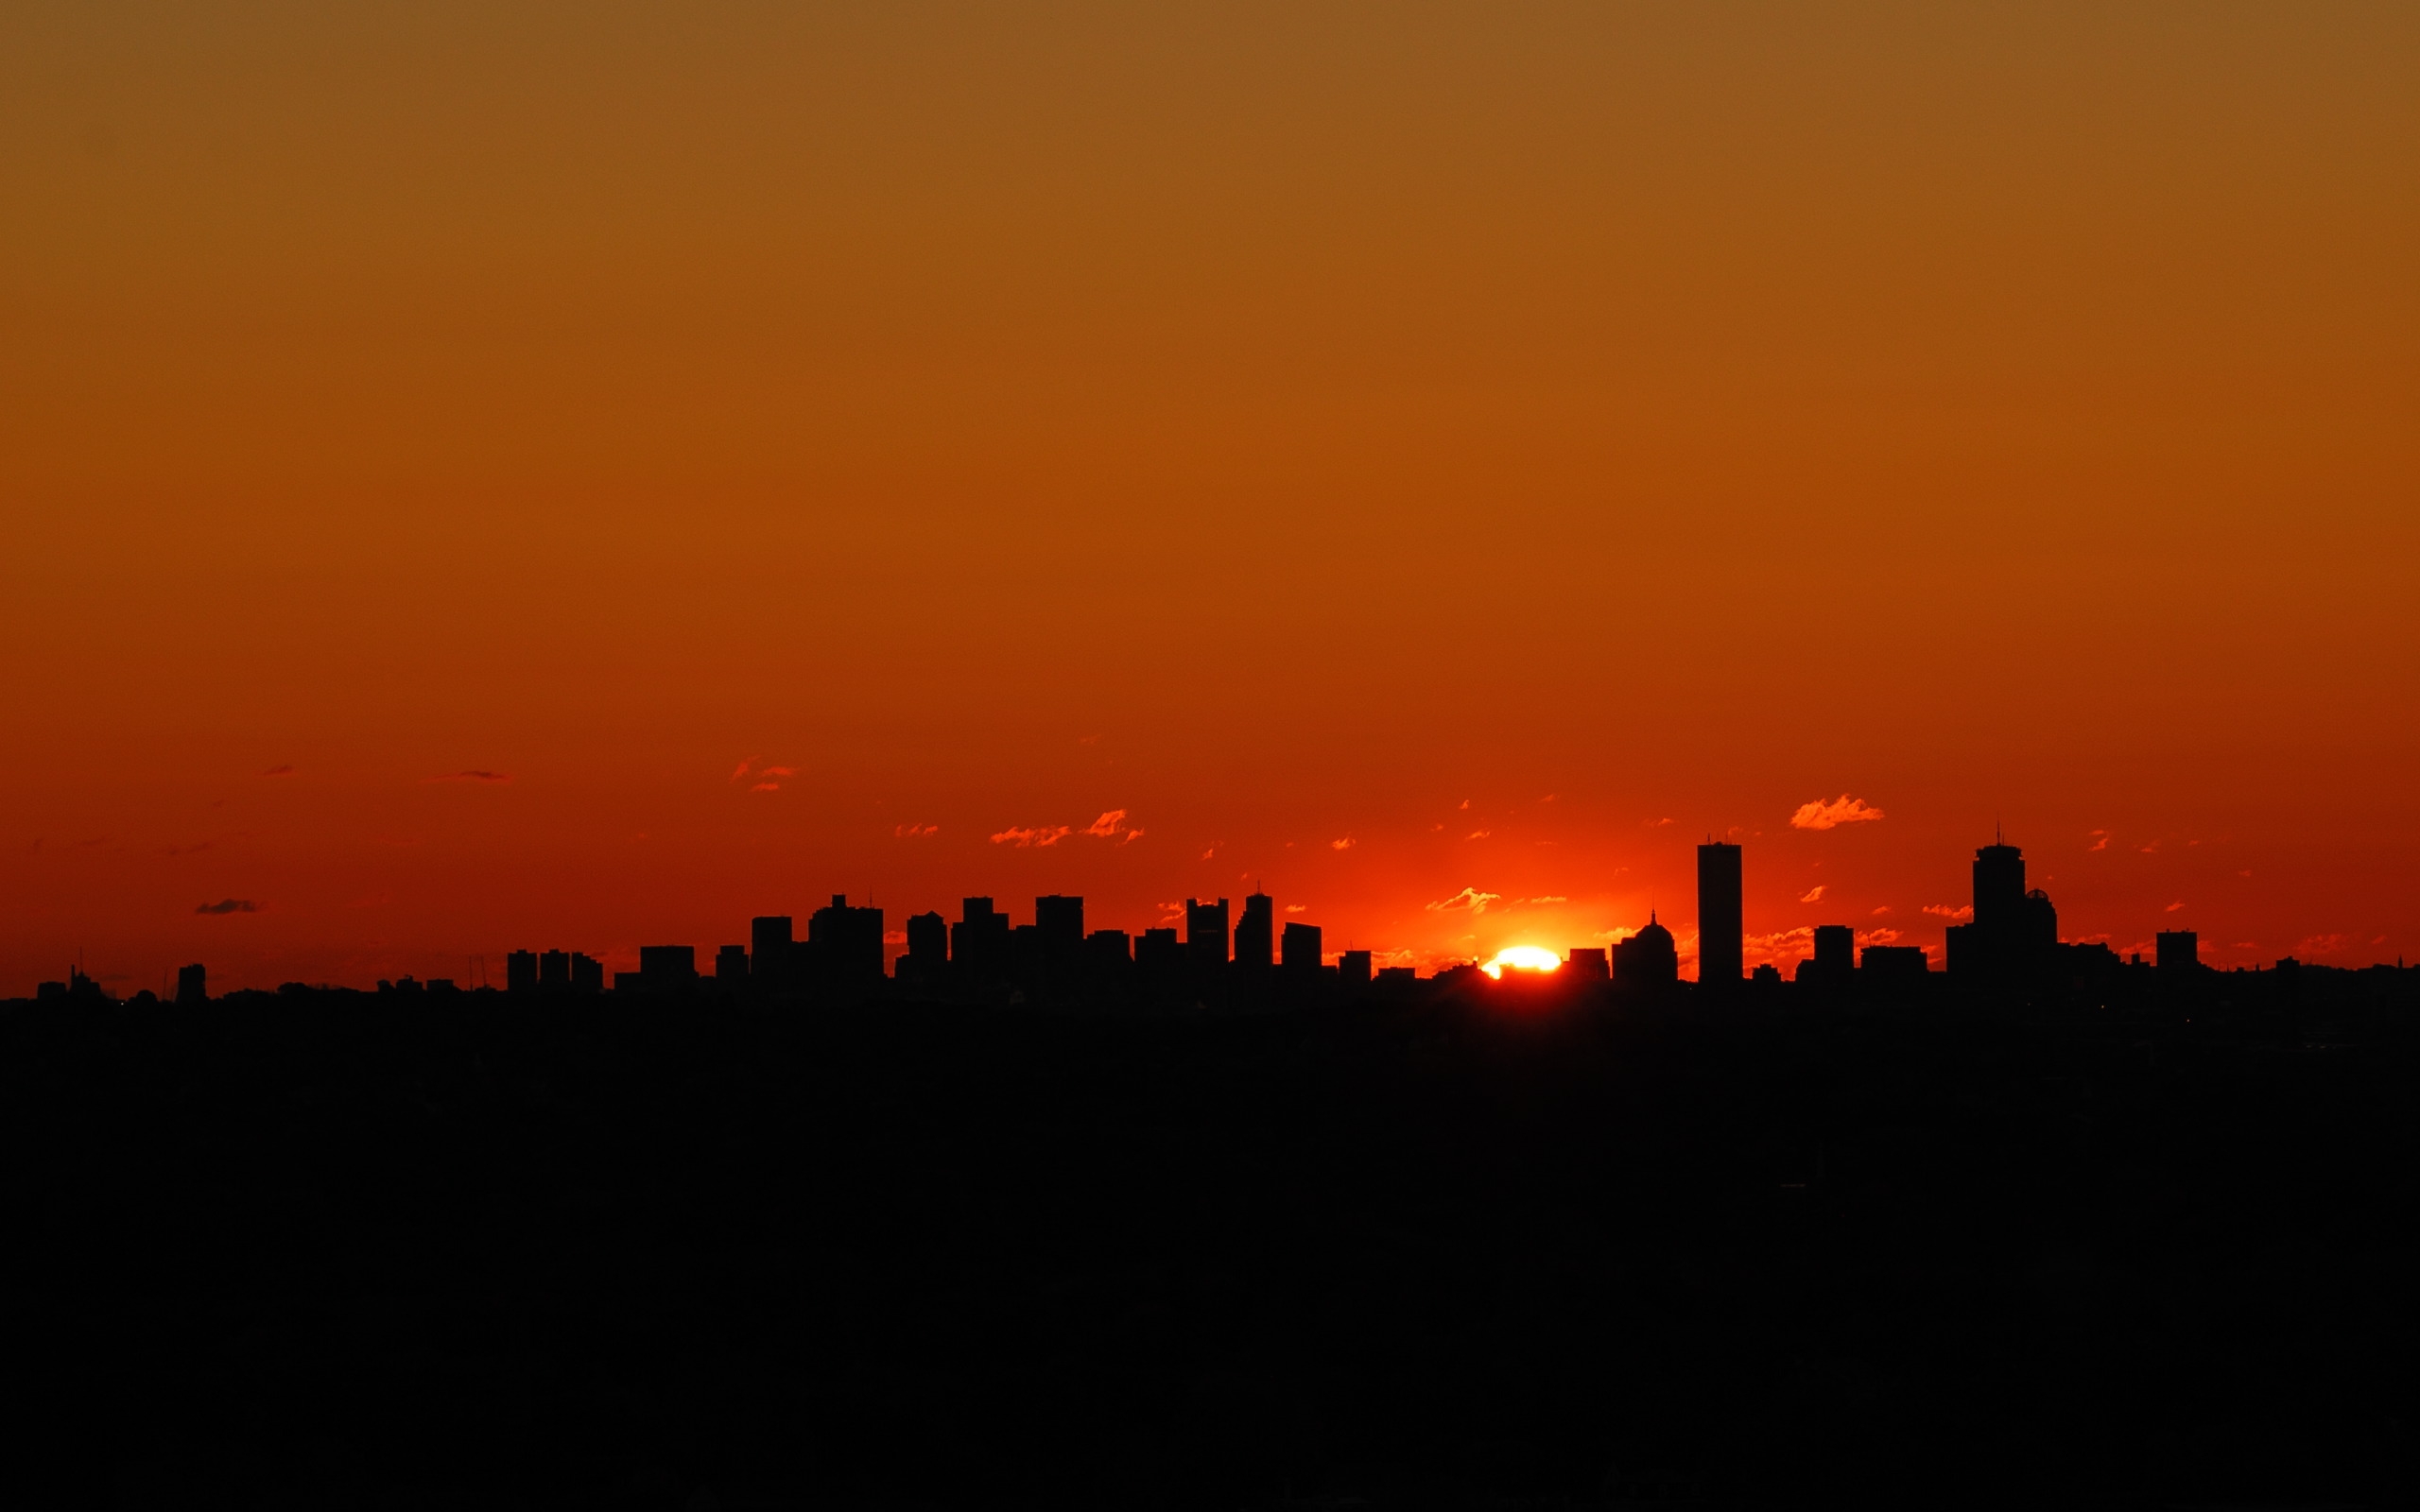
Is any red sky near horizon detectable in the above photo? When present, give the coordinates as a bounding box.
[5,4,2416,993]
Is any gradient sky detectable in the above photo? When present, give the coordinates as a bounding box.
[6,3,2416,993]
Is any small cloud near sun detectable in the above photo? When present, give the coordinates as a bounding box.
[196,898,259,915]
[1426,887,1501,916]
[1799,885,1825,902]
[2140,840,2161,853]
[1924,903,1974,920]
[1467,830,1492,840]
[1872,905,1892,916]
[752,782,781,793]
[894,823,939,838]
[1789,794,1884,831]
[2165,901,2187,912]
[1083,810,1132,839]
[1285,903,1307,914]
[1331,837,1355,850]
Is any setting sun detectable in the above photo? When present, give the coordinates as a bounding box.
[1480,946,1563,980]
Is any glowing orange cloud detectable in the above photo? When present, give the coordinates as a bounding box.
[1791,796,1885,831]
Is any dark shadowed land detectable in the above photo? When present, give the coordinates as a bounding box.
[5,964,2419,1508]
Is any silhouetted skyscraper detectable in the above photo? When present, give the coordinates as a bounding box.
[808,895,885,986]
[752,916,794,991]
[1036,895,1084,949]
[539,949,571,989]
[1860,944,1930,983]
[1974,842,2026,932]
[2021,889,2058,952]
[1697,841,1742,987]
[1035,894,1084,984]
[1950,839,2060,984]
[902,910,948,982]
[715,944,750,983]
[1186,899,1230,967]
[1339,950,1373,989]
[2157,930,2199,971]
[1135,926,1183,978]
[1804,924,1856,991]
[175,962,206,1005]
[1236,889,1274,970]
[507,950,538,994]
[1564,947,1609,982]
[571,953,603,993]
[953,898,1011,983]
[1614,915,1679,990]
[636,945,696,990]
[1280,920,1321,970]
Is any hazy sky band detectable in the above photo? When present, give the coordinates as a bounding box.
[3,4,2413,988]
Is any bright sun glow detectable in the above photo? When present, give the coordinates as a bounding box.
[1480,945,1563,980]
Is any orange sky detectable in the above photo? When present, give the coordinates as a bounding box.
[5,3,2416,992]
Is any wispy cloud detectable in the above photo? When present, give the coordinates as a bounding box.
[1467,830,1492,840]
[894,823,940,838]
[425,770,510,784]
[1083,809,1131,839]
[1860,927,1903,946]
[1286,903,1307,914]
[1799,885,1826,902]
[993,825,1073,848]
[2139,840,2161,854]
[1519,895,1568,905]
[751,782,782,793]
[1331,837,1355,850]
[196,898,259,915]
[2165,901,2186,912]
[2088,829,2109,851]
[1789,794,1884,831]
[731,758,755,781]
[261,765,295,778]
[1872,905,1893,916]
[1426,887,1501,916]
[2297,933,2348,955]
[1923,903,1974,921]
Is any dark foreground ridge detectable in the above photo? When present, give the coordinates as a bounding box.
[6,962,2420,1508]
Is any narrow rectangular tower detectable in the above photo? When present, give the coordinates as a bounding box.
[1696,841,1743,987]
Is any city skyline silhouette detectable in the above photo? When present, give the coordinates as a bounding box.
[5,5,2416,1504]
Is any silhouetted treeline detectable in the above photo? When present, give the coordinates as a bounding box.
[4,967,2418,1508]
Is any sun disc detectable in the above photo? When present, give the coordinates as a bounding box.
[1480,945,1563,979]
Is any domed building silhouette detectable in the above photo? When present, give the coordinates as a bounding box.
[1613,912,1679,990]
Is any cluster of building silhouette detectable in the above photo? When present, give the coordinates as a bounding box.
[463,833,2231,1006]
[23,833,2307,1007]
